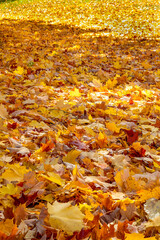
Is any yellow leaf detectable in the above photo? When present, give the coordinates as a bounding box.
[0,183,19,195]
[142,89,153,98]
[1,163,30,182]
[118,198,135,211]
[41,194,53,202]
[113,61,121,69]
[70,88,81,97]
[105,107,117,116]
[125,233,156,240]
[88,114,93,122]
[48,51,57,56]
[70,75,78,84]
[84,209,94,221]
[155,69,160,77]
[153,161,160,170]
[0,104,8,119]
[13,66,24,75]
[63,149,81,164]
[105,75,119,89]
[137,186,160,202]
[49,109,65,118]
[38,107,48,115]
[154,105,160,113]
[72,164,78,179]
[79,203,94,221]
[85,126,95,137]
[131,142,142,151]
[29,120,50,129]
[106,122,120,133]
[105,78,117,89]
[40,172,65,186]
[141,60,152,70]
[0,219,16,236]
[98,132,105,141]
[47,201,84,234]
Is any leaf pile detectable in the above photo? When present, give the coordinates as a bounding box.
[0,0,160,239]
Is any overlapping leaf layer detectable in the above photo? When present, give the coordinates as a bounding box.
[0,0,160,239]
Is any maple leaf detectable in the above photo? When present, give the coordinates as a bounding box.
[113,61,121,69]
[0,183,19,196]
[106,122,120,133]
[40,172,65,186]
[0,0,160,238]
[13,66,25,75]
[14,204,27,225]
[1,164,30,182]
[70,88,81,97]
[137,186,160,202]
[63,149,81,164]
[0,219,17,237]
[47,201,85,234]
[125,129,139,145]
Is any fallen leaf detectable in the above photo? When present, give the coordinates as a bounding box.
[40,172,65,186]
[0,183,19,195]
[70,88,81,97]
[47,201,85,234]
[1,163,30,182]
[63,149,81,164]
[0,104,8,119]
[113,61,121,69]
[144,198,160,220]
[125,233,156,240]
[13,66,25,75]
[0,219,17,236]
[106,122,120,133]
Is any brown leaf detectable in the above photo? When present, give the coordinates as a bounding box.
[14,204,27,225]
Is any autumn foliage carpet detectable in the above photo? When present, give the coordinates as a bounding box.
[0,0,160,239]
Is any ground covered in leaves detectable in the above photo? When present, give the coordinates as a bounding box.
[0,0,160,239]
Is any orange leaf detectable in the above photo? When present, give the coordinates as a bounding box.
[125,233,156,240]
[106,122,120,133]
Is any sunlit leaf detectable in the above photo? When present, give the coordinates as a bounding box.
[29,120,50,129]
[106,122,120,133]
[0,104,8,119]
[47,201,84,234]
[40,172,65,186]
[141,60,152,70]
[113,61,121,69]
[0,183,19,195]
[1,164,30,182]
[13,66,25,75]
[0,219,17,236]
[125,233,156,240]
[70,88,81,97]
[63,149,81,164]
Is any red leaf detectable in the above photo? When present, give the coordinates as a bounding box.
[125,129,139,145]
